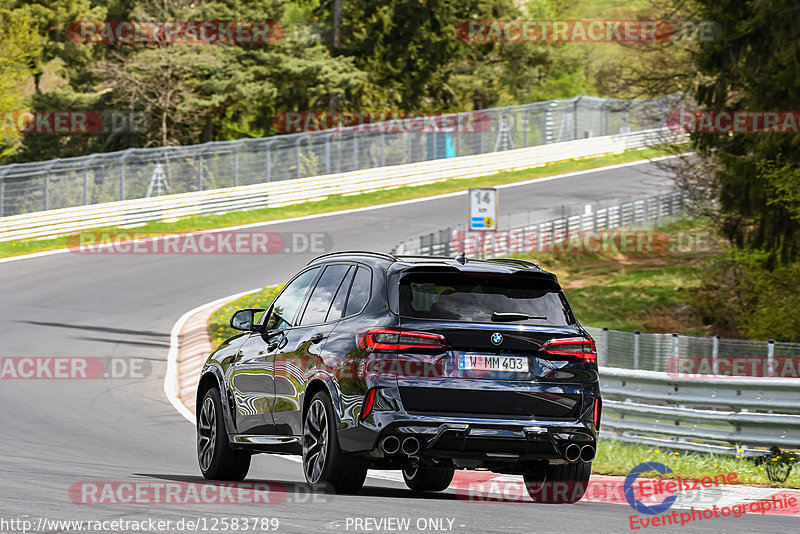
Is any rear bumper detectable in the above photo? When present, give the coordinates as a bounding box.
[339,381,599,464]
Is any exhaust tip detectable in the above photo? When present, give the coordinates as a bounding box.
[401,437,420,455]
[564,443,581,462]
[381,436,400,455]
[580,445,596,462]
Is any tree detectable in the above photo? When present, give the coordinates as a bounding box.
[691,0,800,266]
[0,7,42,159]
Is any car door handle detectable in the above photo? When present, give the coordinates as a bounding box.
[310,332,326,344]
[267,333,285,352]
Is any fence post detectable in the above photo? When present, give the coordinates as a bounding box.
[601,327,609,367]
[265,140,275,182]
[672,333,679,362]
[712,335,720,375]
[353,132,359,170]
[119,149,133,201]
[0,164,13,218]
[296,135,303,179]
[767,339,775,377]
[656,193,662,227]
[380,133,386,167]
[633,331,641,370]
[233,141,240,187]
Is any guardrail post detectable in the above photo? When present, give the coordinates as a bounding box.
[712,335,720,375]
[633,331,641,370]
[601,327,609,366]
[44,172,49,210]
[767,339,775,377]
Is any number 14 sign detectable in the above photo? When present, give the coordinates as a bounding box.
[468,187,497,231]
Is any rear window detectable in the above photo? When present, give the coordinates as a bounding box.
[399,272,574,326]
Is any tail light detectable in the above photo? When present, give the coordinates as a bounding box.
[593,398,602,431]
[361,388,377,420]
[541,337,597,362]
[357,328,447,353]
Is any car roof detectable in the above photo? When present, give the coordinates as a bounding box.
[307,251,555,278]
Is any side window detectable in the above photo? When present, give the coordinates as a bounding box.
[344,266,372,317]
[299,264,350,325]
[264,267,320,331]
[326,266,355,322]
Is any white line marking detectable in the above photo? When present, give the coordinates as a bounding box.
[0,155,686,265]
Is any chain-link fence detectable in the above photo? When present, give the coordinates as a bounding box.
[588,326,800,376]
[0,94,682,218]
[392,190,689,257]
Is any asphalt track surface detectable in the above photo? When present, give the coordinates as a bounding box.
[1,160,795,534]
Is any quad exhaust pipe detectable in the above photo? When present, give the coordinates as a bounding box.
[564,443,581,462]
[402,437,420,455]
[381,436,400,454]
[380,435,420,456]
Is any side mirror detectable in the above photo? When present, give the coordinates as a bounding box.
[230,308,265,332]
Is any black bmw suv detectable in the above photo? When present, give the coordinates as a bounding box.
[196,251,601,503]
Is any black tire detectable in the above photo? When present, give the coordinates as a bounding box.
[402,465,455,492]
[524,462,591,504]
[302,391,368,493]
[197,387,251,480]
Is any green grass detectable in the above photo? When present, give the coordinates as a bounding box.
[0,145,677,259]
[595,439,800,489]
[208,286,282,346]
[513,219,716,334]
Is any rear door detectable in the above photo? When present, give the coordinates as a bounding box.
[271,263,353,436]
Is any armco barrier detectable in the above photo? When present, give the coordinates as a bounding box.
[599,366,800,455]
[0,128,682,242]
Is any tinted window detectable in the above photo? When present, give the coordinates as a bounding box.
[299,264,350,325]
[265,267,320,331]
[344,266,372,317]
[326,266,355,322]
[399,273,573,326]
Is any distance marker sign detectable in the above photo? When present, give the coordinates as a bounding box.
[468,188,497,231]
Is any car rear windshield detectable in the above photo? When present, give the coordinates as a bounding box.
[399,272,574,326]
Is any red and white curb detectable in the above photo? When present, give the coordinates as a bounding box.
[164,288,261,422]
[165,294,800,514]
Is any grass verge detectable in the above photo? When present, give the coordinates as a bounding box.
[513,218,718,334]
[1,145,678,259]
[595,439,800,489]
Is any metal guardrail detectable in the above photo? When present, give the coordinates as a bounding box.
[0,94,681,218]
[0,128,681,242]
[392,189,689,258]
[599,366,800,456]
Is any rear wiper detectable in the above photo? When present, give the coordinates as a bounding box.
[491,312,548,322]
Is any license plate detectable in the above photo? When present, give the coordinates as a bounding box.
[457,354,529,372]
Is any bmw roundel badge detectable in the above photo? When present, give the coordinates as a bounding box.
[491,332,503,345]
